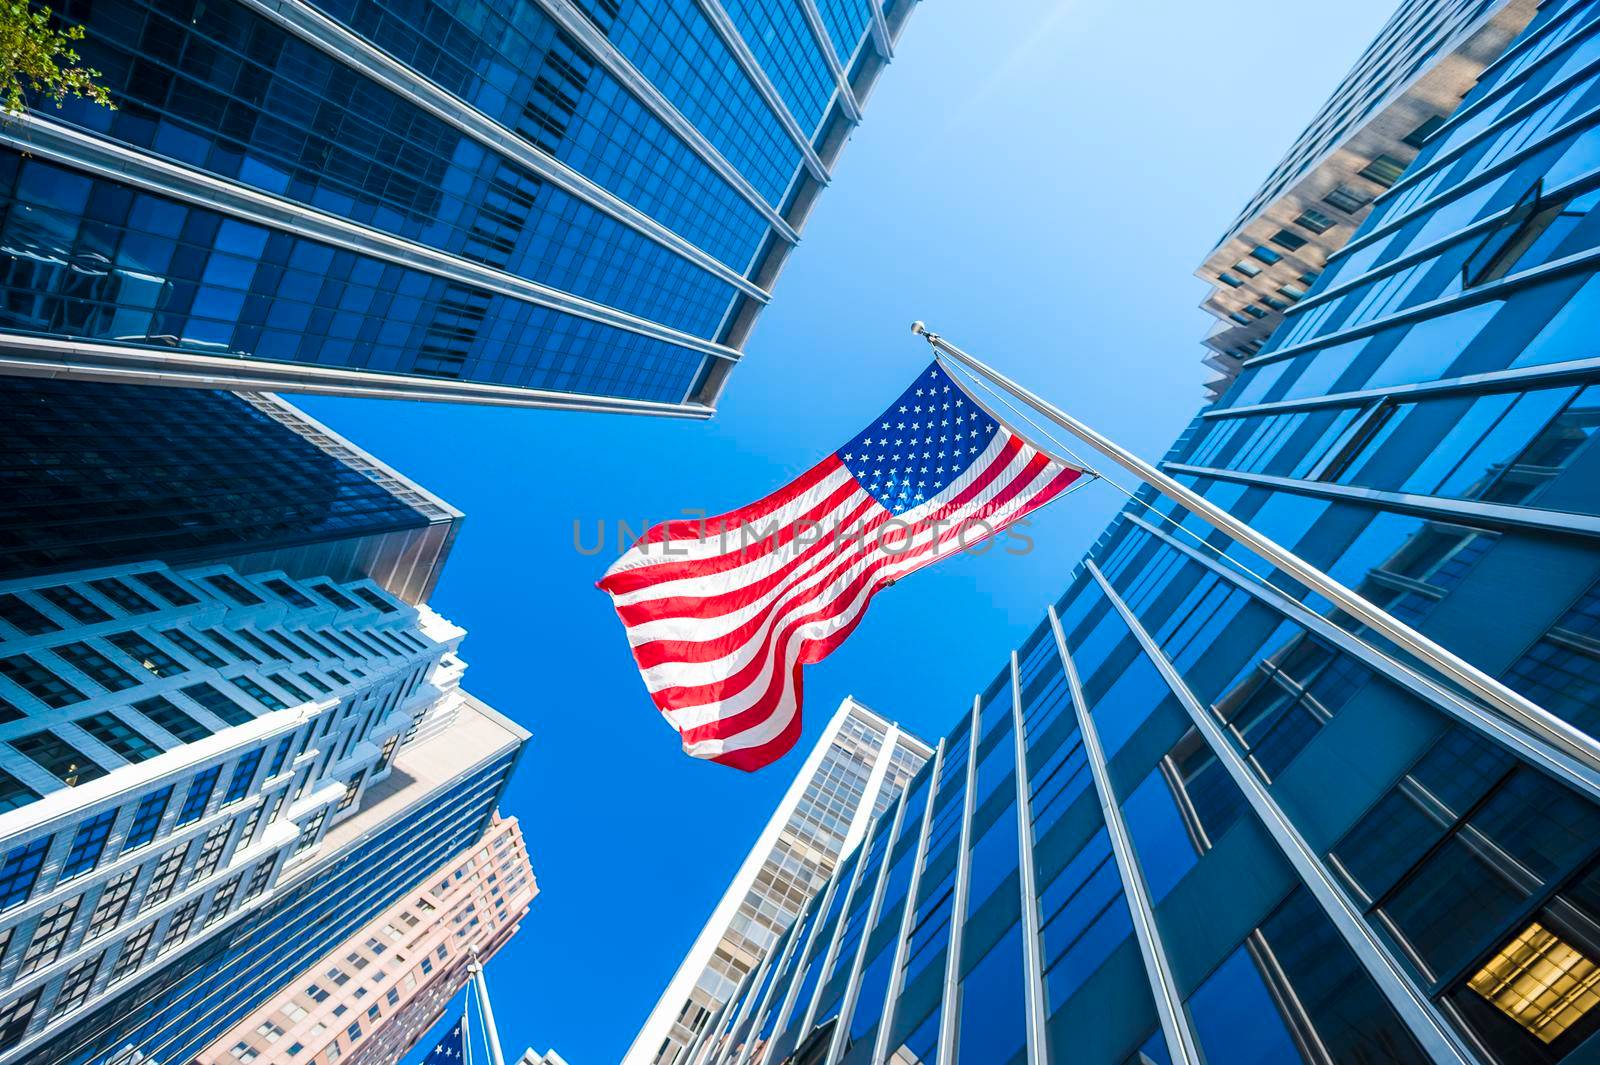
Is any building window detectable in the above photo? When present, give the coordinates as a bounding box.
[86,869,139,940]
[177,767,222,825]
[161,629,225,668]
[1468,921,1600,1045]
[54,951,104,1014]
[122,787,173,853]
[226,677,287,713]
[142,843,191,909]
[0,595,57,636]
[292,810,328,856]
[0,771,38,814]
[351,587,398,615]
[336,771,366,813]
[39,586,110,624]
[0,987,41,1051]
[243,858,276,901]
[264,579,315,609]
[1323,184,1372,214]
[1357,155,1406,188]
[376,735,400,772]
[59,808,119,882]
[89,578,156,615]
[203,574,264,607]
[1248,244,1282,264]
[18,897,82,974]
[1217,273,1243,288]
[1269,228,1307,251]
[185,682,261,723]
[266,736,296,779]
[107,633,185,679]
[159,898,202,955]
[313,584,360,611]
[1402,114,1445,148]
[132,572,199,607]
[80,711,164,764]
[1293,207,1337,234]
[55,642,139,692]
[204,873,243,927]
[191,822,234,882]
[109,923,156,983]
[0,655,85,708]
[0,837,51,912]
[11,731,105,787]
[133,696,212,743]
[268,673,313,702]
[224,749,266,805]
[1232,259,1263,278]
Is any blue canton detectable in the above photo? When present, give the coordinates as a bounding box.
[838,361,1000,514]
[424,1017,465,1063]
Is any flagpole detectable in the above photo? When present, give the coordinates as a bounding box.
[910,321,1600,777]
[470,951,508,1065]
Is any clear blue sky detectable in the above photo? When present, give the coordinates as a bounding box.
[294,1,1403,1059]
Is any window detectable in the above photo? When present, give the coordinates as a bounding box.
[227,677,287,713]
[1232,258,1263,278]
[243,859,275,901]
[107,633,184,679]
[292,810,328,855]
[224,749,265,805]
[11,731,105,787]
[1277,282,1309,301]
[142,843,190,909]
[178,767,222,825]
[39,586,111,624]
[0,654,85,708]
[122,787,173,853]
[159,898,202,955]
[161,629,225,668]
[133,571,198,607]
[54,642,139,692]
[0,988,41,1051]
[336,771,365,813]
[204,873,243,927]
[1468,920,1600,1045]
[86,869,139,940]
[18,897,81,974]
[1269,228,1307,251]
[268,673,312,703]
[109,923,156,982]
[313,584,359,611]
[1249,244,1282,264]
[203,574,263,606]
[79,712,162,763]
[240,631,288,663]
[0,595,57,636]
[1242,304,1268,319]
[1358,155,1406,188]
[1323,184,1372,213]
[1294,207,1337,234]
[1402,114,1445,148]
[297,671,332,695]
[0,771,37,814]
[60,808,119,881]
[264,579,315,609]
[1466,185,1600,289]
[54,951,104,1014]
[204,629,257,664]
[129,698,208,745]
[191,822,234,881]
[352,587,398,614]
[266,736,295,778]
[89,578,156,614]
[1217,273,1243,288]
[184,682,259,723]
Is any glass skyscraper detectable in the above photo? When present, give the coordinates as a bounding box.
[0,378,462,604]
[0,0,923,415]
[627,698,929,1065]
[684,1,1600,1062]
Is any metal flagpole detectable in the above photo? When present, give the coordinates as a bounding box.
[469,950,509,1065]
[910,321,1600,778]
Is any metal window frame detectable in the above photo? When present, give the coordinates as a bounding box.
[934,695,982,1063]
[797,0,863,123]
[1008,651,1050,1065]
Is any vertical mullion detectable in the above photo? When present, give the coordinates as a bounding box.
[870,740,945,1064]
[935,694,982,1063]
[824,789,912,1064]
[795,816,881,1039]
[754,873,846,1065]
[1047,604,1204,1065]
[733,897,811,1065]
[1084,561,1482,1065]
[1009,650,1050,1065]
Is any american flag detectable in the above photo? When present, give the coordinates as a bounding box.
[423,1017,464,1063]
[600,360,1083,771]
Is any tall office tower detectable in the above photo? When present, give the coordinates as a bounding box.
[195,812,535,1065]
[0,560,527,1064]
[1195,0,1538,400]
[0,378,461,604]
[0,0,924,416]
[626,698,930,1065]
[688,1,1600,1062]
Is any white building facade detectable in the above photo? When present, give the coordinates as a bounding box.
[624,698,931,1065]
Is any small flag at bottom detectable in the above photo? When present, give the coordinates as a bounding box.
[424,1016,465,1063]
[600,360,1083,771]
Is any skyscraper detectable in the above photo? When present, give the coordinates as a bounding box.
[625,698,930,1065]
[194,812,535,1065]
[0,378,461,604]
[1194,0,1537,399]
[688,0,1600,1061]
[0,0,924,415]
[0,558,526,1064]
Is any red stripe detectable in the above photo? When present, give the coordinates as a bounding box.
[628,455,845,549]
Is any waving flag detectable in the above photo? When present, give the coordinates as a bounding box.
[423,1016,464,1063]
[600,361,1084,771]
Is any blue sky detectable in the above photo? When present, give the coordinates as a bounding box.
[293,1,1404,1059]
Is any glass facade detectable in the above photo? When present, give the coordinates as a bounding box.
[0,378,460,603]
[687,1,1600,1062]
[0,0,924,412]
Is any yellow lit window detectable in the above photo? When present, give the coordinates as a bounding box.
[1469,921,1600,1044]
